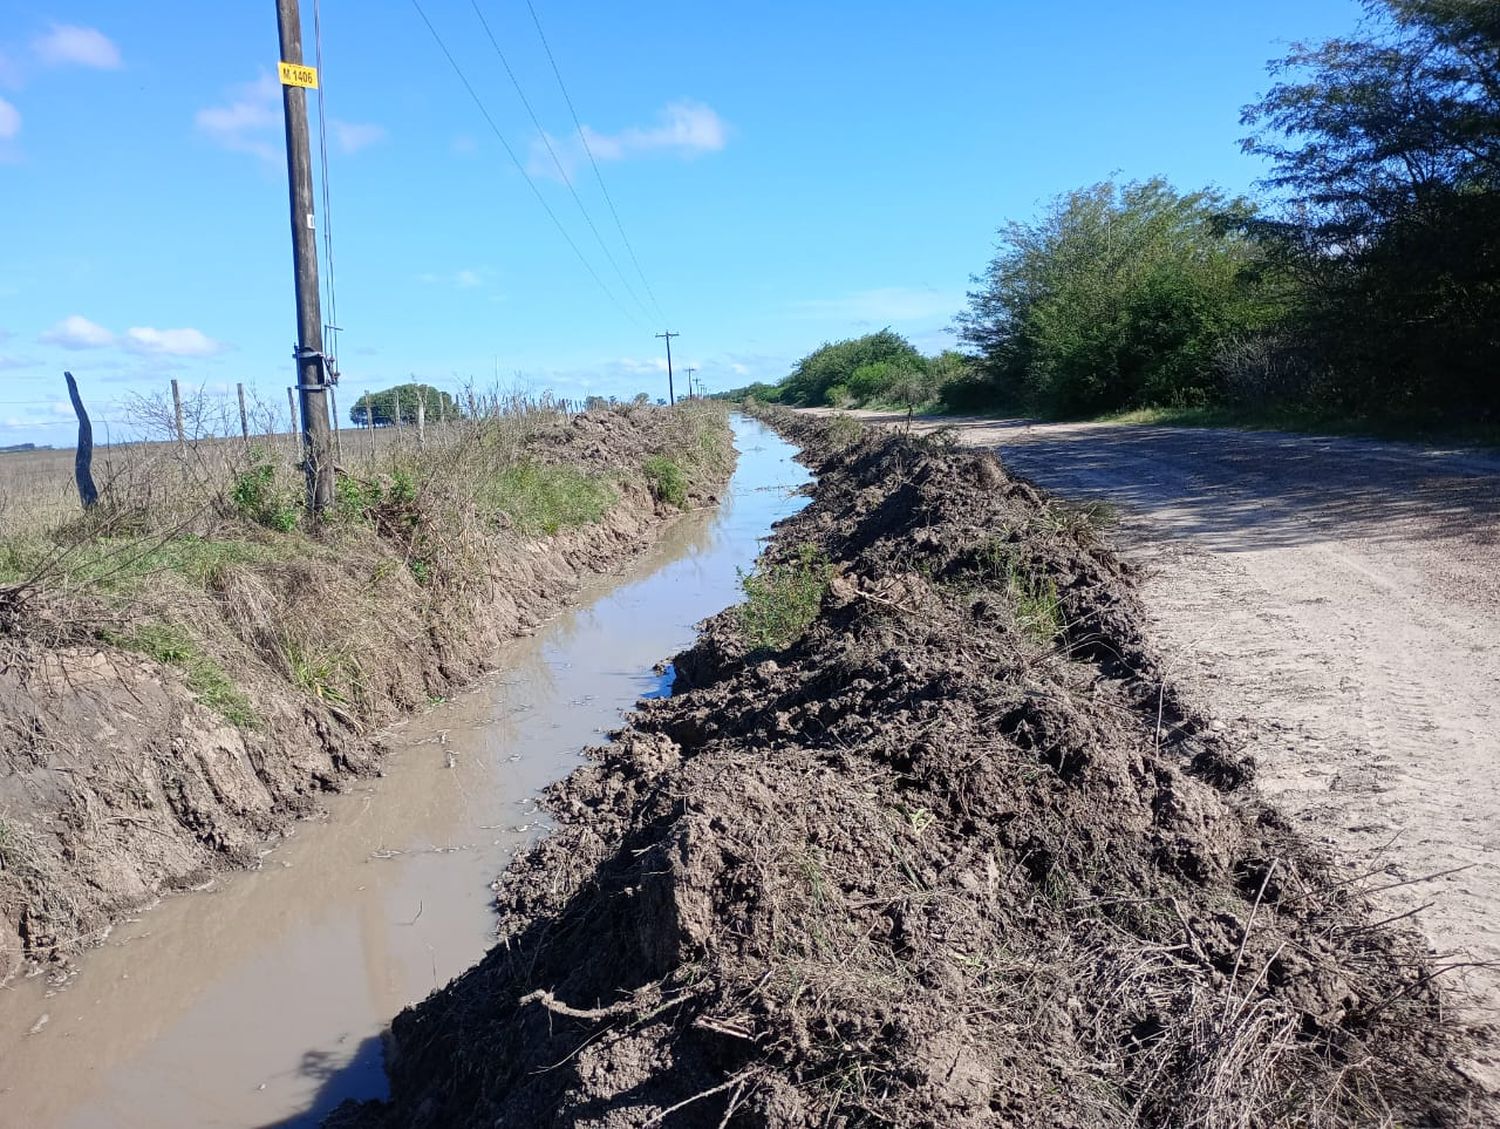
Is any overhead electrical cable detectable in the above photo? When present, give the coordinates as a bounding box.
[312,0,342,374]
[469,0,651,321]
[409,0,642,328]
[523,0,665,321]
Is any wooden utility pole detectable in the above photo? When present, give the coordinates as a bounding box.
[275,0,334,513]
[655,331,679,405]
[684,366,697,399]
[237,382,250,446]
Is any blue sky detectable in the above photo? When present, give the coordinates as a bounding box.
[0,0,1362,445]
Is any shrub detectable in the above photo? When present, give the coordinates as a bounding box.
[736,544,832,652]
[230,459,301,532]
[643,456,688,509]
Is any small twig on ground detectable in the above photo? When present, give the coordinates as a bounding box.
[1224,857,1278,1019]
[642,1069,761,1127]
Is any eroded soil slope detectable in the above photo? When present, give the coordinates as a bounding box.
[334,413,1480,1128]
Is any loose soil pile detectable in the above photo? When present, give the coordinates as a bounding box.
[334,410,1481,1128]
[0,404,731,985]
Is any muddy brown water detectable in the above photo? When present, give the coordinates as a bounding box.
[0,417,810,1129]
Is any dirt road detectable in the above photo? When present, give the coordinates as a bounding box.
[833,410,1500,1022]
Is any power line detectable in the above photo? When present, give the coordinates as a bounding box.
[523,0,665,322]
[311,0,342,377]
[408,0,641,328]
[468,0,650,321]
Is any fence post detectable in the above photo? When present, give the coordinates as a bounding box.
[394,388,402,434]
[171,378,186,453]
[416,395,426,448]
[64,371,99,510]
[237,382,250,447]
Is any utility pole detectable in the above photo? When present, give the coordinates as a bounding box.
[655,331,679,405]
[683,366,697,400]
[275,0,334,514]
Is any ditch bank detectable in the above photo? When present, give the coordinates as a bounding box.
[0,403,733,987]
[333,408,1482,1128]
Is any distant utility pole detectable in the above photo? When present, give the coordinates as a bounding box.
[655,331,679,405]
[275,0,334,514]
[684,366,697,399]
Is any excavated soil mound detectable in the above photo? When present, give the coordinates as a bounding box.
[334,414,1480,1128]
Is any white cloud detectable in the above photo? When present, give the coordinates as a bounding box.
[123,326,223,357]
[40,314,115,349]
[32,25,122,70]
[0,96,19,140]
[38,316,223,357]
[586,101,726,160]
[530,100,727,178]
[793,287,961,324]
[418,268,489,289]
[195,73,281,162]
[331,119,385,154]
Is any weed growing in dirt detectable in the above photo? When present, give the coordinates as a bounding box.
[737,543,832,652]
[230,456,302,533]
[826,413,864,450]
[642,455,688,509]
[481,462,616,535]
[105,623,257,727]
[285,642,360,706]
[978,537,1064,643]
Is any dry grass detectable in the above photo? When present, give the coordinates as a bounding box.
[0,394,733,722]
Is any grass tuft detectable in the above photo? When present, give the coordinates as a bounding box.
[978,537,1064,644]
[482,462,616,535]
[737,543,832,652]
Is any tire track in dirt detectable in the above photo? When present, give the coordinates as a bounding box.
[826,410,1500,1034]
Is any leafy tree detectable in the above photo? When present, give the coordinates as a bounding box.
[1240,0,1500,422]
[777,330,926,407]
[350,383,459,427]
[956,178,1278,416]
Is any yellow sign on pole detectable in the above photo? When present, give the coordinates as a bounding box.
[278,62,319,89]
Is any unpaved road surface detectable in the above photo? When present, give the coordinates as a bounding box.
[832,410,1500,1023]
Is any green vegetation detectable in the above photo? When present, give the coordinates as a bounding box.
[350,383,461,428]
[737,543,833,652]
[107,623,257,727]
[643,455,688,509]
[727,330,977,413]
[0,534,282,590]
[481,462,616,535]
[978,538,1064,645]
[954,179,1278,418]
[231,457,302,532]
[284,642,361,707]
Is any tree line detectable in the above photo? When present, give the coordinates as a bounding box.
[735,1,1498,431]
